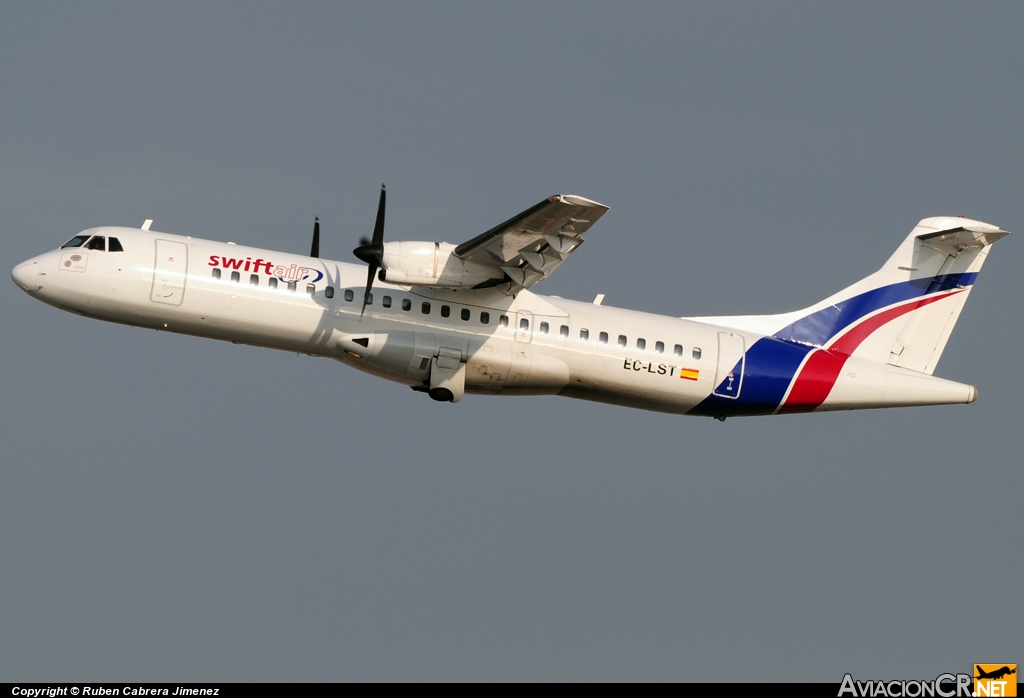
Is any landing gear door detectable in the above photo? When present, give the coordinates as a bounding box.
[430,347,466,403]
[150,239,188,306]
[514,310,533,344]
[713,332,745,399]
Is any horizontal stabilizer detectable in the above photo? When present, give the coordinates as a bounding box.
[918,225,1009,249]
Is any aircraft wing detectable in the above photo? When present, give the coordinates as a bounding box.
[454,194,609,290]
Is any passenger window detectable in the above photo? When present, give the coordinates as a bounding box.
[480,311,490,324]
[599,332,609,344]
[461,308,470,321]
[441,305,450,318]
[366,293,373,305]
[618,335,627,347]
[580,329,590,340]
[560,325,569,337]
[307,284,315,295]
[655,341,665,354]
[637,338,646,350]
[212,268,222,280]
[499,315,509,327]
[674,344,683,357]
[287,281,297,292]
[344,289,354,302]
[108,238,124,252]
[85,236,106,251]
[402,298,411,311]
[231,271,240,283]
[520,318,529,330]
[269,277,278,289]
[539,322,549,334]
[61,235,91,248]
[421,302,430,314]
[250,274,259,286]
[692,347,702,360]
[325,286,334,299]
[382,295,392,308]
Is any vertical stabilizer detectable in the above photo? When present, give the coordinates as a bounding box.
[688,217,1008,374]
[882,219,1007,373]
[686,216,1009,417]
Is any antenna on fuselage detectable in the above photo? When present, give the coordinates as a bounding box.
[141,219,153,231]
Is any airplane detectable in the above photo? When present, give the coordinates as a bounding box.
[976,666,1017,681]
[10,187,1010,420]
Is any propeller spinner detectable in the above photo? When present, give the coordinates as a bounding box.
[352,184,387,317]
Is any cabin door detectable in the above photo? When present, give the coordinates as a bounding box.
[150,240,188,306]
[712,332,745,399]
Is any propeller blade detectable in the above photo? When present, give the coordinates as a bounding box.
[360,262,377,318]
[310,216,320,258]
[353,184,388,267]
[371,184,386,246]
[358,236,371,247]
[354,184,387,319]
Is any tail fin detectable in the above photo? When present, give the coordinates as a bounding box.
[689,217,1009,374]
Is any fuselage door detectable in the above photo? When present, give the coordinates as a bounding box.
[514,310,533,344]
[150,239,188,306]
[712,331,745,399]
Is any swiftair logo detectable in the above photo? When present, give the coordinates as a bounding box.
[975,665,1017,697]
[838,673,972,697]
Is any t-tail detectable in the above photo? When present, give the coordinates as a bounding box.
[688,217,1010,417]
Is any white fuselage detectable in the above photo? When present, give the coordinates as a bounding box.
[12,225,980,418]
[14,227,728,414]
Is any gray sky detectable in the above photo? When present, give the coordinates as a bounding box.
[2,2,1021,681]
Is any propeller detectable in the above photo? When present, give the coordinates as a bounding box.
[352,184,387,317]
[310,216,320,258]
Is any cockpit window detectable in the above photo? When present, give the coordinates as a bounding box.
[61,235,91,249]
[85,236,106,251]
[108,237,124,252]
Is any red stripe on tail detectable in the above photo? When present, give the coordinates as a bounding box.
[779,291,960,413]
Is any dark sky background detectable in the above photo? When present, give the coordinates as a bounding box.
[2,2,1021,681]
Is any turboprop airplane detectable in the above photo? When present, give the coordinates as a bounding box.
[10,187,1010,420]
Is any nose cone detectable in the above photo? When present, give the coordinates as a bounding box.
[11,260,39,292]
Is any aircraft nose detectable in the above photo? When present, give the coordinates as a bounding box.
[11,260,39,292]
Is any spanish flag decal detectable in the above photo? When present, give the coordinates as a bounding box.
[680,368,699,381]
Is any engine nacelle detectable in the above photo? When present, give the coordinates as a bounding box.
[380,241,504,288]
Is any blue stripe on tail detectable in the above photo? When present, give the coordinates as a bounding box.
[773,272,976,348]
[688,273,977,417]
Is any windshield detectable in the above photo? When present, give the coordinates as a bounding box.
[61,235,91,248]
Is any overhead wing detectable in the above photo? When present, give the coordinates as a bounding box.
[454,194,609,290]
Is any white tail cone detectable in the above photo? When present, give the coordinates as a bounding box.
[818,356,978,411]
[881,364,978,408]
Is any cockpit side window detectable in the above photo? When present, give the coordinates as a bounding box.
[61,235,91,249]
[85,236,106,251]
[108,237,124,252]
